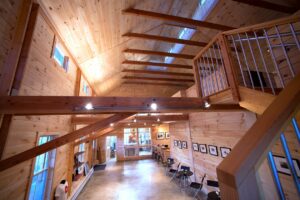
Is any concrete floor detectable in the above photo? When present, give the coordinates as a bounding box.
[77,159,206,200]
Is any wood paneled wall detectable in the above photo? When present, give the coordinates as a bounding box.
[0,9,77,200]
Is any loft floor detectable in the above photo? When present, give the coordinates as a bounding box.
[77,159,206,200]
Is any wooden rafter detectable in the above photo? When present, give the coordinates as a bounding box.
[124,81,189,87]
[122,76,194,83]
[232,0,299,14]
[71,114,189,125]
[122,69,194,77]
[0,114,132,172]
[122,8,234,31]
[0,96,244,115]
[123,32,207,47]
[123,49,195,59]
[122,60,193,69]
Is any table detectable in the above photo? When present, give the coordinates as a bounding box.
[177,170,193,188]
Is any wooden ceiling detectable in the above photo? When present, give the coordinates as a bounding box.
[38,0,295,97]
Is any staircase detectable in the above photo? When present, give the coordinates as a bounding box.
[192,14,300,199]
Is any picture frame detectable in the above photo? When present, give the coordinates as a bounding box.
[182,141,188,149]
[199,144,207,154]
[165,132,170,139]
[157,132,165,140]
[178,141,182,149]
[273,155,300,178]
[174,140,178,146]
[208,145,218,156]
[192,143,199,151]
[220,147,231,158]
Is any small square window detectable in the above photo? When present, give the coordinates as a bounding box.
[52,42,69,72]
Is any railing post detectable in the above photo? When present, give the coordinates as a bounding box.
[193,59,203,98]
[218,34,240,102]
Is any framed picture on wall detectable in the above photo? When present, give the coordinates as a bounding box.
[165,132,170,139]
[182,141,188,149]
[199,144,207,154]
[192,143,199,151]
[157,132,165,140]
[273,155,300,178]
[174,140,178,146]
[220,147,231,158]
[208,145,218,156]
[178,141,182,149]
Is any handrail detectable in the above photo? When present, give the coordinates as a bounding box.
[216,73,300,200]
[223,14,300,35]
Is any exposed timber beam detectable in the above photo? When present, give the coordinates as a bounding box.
[124,81,189,87]
[122,69,194,77]
[232,0,299,14]
[123,49,195,59]
[123,32,207,47]
[71,114,189,125]
[122,8,234,31]
[123,76,194,83]
[122,60,193,69]
[0,96,244,115]
[0,114,132,172]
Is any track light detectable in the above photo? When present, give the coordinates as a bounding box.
[85,103,94,110]
[150,102,157,110]
[110,123,114,127]
[157,118,160,122]
[133,118,137,123]
[204,101,211,108]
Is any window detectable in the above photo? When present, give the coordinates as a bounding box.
[138,128,151,145]
[29,136,56,200]
[124,128,152,157]
[82,80,90,96]
[124,128,137,145]
[52,42,69,72]
[78,143,85,162]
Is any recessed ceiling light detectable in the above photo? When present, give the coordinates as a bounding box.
[150,102,157,110]
[128,123,131,126]
[85,103,94,110]
[204,101,211,108]
[133,119,137,123]
[110,123,114,127]
[157,118,160,122]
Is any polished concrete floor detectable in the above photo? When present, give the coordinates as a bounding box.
[77,159,206,200]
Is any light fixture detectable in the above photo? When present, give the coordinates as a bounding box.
[144,123,147,126]
[204,101,211,108]
[150,102,157,110]
[110,123,114,127]
[128,123,131,126]
[133,118,137,123]
[157,118,160,122]
[85,103,94,110]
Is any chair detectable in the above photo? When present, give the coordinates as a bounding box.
[189,174,206,199]
[169,162,181,181]
[163,158,174,174]
[207,180,220,200]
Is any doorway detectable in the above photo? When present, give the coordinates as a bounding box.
[106,136,117,162]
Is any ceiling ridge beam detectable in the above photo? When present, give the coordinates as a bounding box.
[124,81,189,87]
[123,76,195,83]
[122,8,235,31]
[122,69,194,77]
[123,32,207,47]
[123,49,195,59]
[122,60,192,69]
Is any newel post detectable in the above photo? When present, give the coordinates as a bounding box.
[218,34,240,102]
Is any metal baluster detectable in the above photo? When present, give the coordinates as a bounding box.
[292,118,300,144]
[245,32,265,92]
[201,57,211,96]
[280,133,300,194]
[212,43,225,90]
[264,29,285,88]
[289,23,300,50]
[254,32,275,95]
[196,59,205,97]
[238,33,255,89]
[275,26,295,77]
[204,52,215,94]
[208,47,220,92]
[267,151,286,200]
[230,35,246,87]
[216,42,229,88]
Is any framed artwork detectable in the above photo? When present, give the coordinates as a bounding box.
[157,132,165,140]
[199,144,207,154]
[178,141,182,149]
[220,147,231,158]
[174,140,178,146]
[273,155,300,178]
[182,141,188,149]
[165,132,170,139]
[208,145,218,156]
[192,143,199,151]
